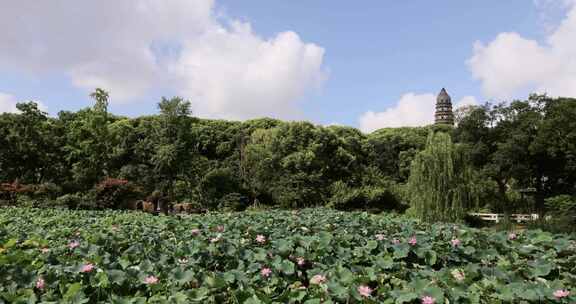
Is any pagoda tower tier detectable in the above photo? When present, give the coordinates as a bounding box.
[435,88,454,125]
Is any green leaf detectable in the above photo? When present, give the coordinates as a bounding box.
[243,295,263,304]
[223,272,236,284]
[337,267,354,284]
[365,240,378,251]
[63,283,87,303]
[95,271,110,288]
[275,239,293,254]
[279,260,295,275]
[119,257,131,269]
[375,255,394,270]
[393,244,410,259]
[531,260,552,277]
[327,282,349,300]
[173,269,195,284]
[425,250,437,266]
[393,291,418,304]
[107,270,127,285]
[318,232,333,248]
[495,286,515,301]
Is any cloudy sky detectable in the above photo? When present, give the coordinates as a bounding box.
[1,0,575,132]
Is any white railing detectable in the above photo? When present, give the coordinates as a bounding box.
[468,213,543,223]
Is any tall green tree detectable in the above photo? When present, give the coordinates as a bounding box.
[63,89,114,189]
[407,132,479,222]
[150,97,194,200]
[0,102,60,184]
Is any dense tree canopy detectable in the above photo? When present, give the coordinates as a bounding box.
[0,90,574,219]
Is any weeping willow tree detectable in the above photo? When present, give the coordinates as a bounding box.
[407,131,479,223]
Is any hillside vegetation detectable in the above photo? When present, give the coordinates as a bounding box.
[0,91,575,225]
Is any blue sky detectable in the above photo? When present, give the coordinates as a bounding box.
[1,1,575,131]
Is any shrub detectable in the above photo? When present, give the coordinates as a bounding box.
[198,168,243,210]
[328,181,404,212]
[94,178,142,210]
[218,192,249,211]
[32,182,62,199]
[0,181,34,206]
[532,195,576,233]
[55,193,94,209]
[545,195,576,214]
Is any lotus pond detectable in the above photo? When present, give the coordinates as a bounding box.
[0,207,575,303]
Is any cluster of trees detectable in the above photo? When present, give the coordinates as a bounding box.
[0,90,575,220]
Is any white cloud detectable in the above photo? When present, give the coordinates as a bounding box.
[174,22,326,120]
[0,93,18,113]
[0,0,326,119]
[0,93,48,114]
[325,122,342,127]
[468,1,576,99]
[359,93,478,133]
[454,96,479,109]
[359,93,436,133]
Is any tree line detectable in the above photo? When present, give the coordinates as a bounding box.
[0,90,575,222]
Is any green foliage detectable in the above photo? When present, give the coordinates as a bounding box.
[1,90,575,215]
[55,193,94,210]
[218,192,249,211]
[1,207,575,303]
[328,181,404,212]
[407,132,480,222]
[0,102,62,185]
[367,127,430,182]
[455,95,576,212]
[198,168,243,210]
[531,195,576,233]
[545,195,576,214]
[243,122,375,208]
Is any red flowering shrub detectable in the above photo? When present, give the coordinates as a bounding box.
[94,178,142,210]
[0,181,34,205]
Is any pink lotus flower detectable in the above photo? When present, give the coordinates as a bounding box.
[310,274,327,285]
[357,285,372,298]
[421,296,436,304]
[36,277,45,289]
[178,257,189,264]
[81,263,95,273]
[68,241,80,249]
[554,289,570,299]
[408,236,417,246]
[255,235,266,244]
[451,269,465,282]
[451,239,461,247]
[216,225,225,232]
[508,232,517,240]
[40,247,50,254]
[144,276,159,285]
[260,267,272,278]
[296,257,306,266]
[392,238,400,245]
[191,228,201,236]
[375,234,385,241]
